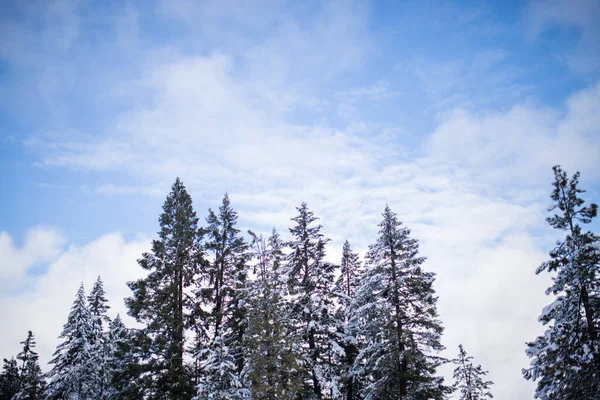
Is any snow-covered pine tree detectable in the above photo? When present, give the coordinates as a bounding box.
[350,205,449,400]
[88,276,111,399]
[0,357,20,400]
[333,240,362,400]
[126,178,203,399]
[284,202,344,399]
[13,331,46,400]
[452,344,493,400]
[523,166,600,399]
[46,283,94,400]
[194,193,251,400]
[245,230,302,399]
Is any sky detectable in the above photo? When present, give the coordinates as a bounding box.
[0,0,599,397]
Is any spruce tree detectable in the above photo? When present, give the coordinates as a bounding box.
[194,194,251,400]
[350,206,449,399]
[245,230,302,399]
[523,166,600,399]
[0,357,20,400]
[452,345,493,400]
[334,241,362,400]
[13,331,46,400]
[126,177,202,399]
[47,283,94,400]
[284,202,344,399]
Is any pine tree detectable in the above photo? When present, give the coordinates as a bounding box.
[88,276,111,399]
[13,331,46,400]
[126,177,202,399]
[194,194,251,400]
[47,283,94,400]
[0,357,20,400]
[350,206,449,400]
[523,166,600,399]
[105,315,141,399]
[245,230,302,399]
[452,345,493,400]
[334,241,362,400]
[284,202,344,399]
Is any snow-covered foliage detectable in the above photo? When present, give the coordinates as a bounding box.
[283,202,345,399]
[523,166,600,399]
[452,344,493,400]
[46,283,94,400]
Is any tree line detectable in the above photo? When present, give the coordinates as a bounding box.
[1,165,598,399]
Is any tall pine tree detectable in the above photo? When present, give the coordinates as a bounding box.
[350,206,448,399]
[523,166,600,399]
[452,344,493,400]
[47,283,94,400]
[194,193,251,400]
[284,202,344,399]
[126,177,202,399]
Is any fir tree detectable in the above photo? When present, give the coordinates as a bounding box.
[13,331,46,400]
[126,177,202,399]
[334,241,362,400]
[523,166,600,399]
[245,230,302,399]
[284,202,344,399]
[350,206,449,400]
[194,194,251,400]
[47,283,94,400]
[0,357,20,400]
[452,345,493,400]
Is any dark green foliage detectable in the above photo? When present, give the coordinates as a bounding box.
[126,178,202,399]
[523,166,600,399]
[351,206,449,400]
[0,357,20,400]
[13,331,46,400]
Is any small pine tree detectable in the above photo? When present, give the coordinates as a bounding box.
[105,315,141,399]
[0,357,20,400]
[334,240,362,400]
[523,166,600,399]
[245,230,302,399]
[452,344,493,400]
[350,206,449,400]
[13,331,46,400]
[46,283,94,400]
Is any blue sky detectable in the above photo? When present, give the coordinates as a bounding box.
[1,0,599,398]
